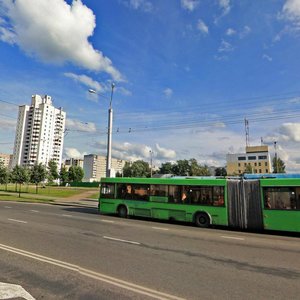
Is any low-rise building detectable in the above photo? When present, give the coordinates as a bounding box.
[0,153,13,169]
[83,154,126,182]
[226,145,272,175]
[63,158,84,171]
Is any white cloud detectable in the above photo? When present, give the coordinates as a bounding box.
[218,40,234,52]
[226,28,236,36]
[64,147,87,159]
[239,25,251,38]
[197,19,209,35]
[163,88,173,98]
[66,119,97,132]
[155,144,176,160]
[282,0,300,23]
[64,73,104,92]
[125,0,153,12]
[279,123,300,142]
[181,0,199,12]
[0,0,123,81]
[117,86,132,96]
[262,54,273,62]
[218,0,231,15]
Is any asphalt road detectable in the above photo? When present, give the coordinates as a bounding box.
[0,201,300,300]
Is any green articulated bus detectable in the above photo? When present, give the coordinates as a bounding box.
[99,176,300,233]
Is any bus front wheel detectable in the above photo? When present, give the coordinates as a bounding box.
[194,212,210,228]
[117,205,128,218]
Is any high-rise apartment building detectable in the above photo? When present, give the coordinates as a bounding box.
[12,95,66,168]
[83,154,125,182]
[226,145,272,175]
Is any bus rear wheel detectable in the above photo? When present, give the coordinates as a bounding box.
[117,205,128,218]
[194,212,210,228]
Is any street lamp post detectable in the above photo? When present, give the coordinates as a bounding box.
[274,141,278,173]
[149,150,153,178]
[89,83,115,177]
[107,83,115,177]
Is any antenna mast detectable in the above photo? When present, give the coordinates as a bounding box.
[245,118,250,147]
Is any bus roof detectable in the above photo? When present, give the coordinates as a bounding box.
[100,176,227,186]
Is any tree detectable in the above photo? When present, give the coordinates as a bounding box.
[47,160,59,183]
[123,162,132,177]
[30,163,47,194]
[59,166,69,185]
[11,165,30,197]
[272,157,286,173]
[172,159,190,176]
[68,166,84,182]
[0,162,10,190]
[131,160,150,177]
[123,160,150,177]
[189,159,211,176]
[159,162,173,174]
[244,164,253,174]
[215,167,227,177]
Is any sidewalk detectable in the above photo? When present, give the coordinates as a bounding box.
[53,190,99,208]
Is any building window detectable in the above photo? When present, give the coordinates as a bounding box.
[248,156,256,160]
[238,156,246,161]
[258,155,267,160]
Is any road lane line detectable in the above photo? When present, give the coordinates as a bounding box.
[152,227,169,231]
[103,236,140,245]
[101,220,115,223]
[8,219,27,224]
[30,210,39,213]
[221,235,245,241]
[4,206,12,209]
[61,214,73,217]
[0,243,184,300]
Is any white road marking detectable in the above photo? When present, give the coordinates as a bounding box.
[152,227,169,231]
[8,219,27,224]
[0,282,35,300]
[221,235,245,241]
[103,236,141,245]
[4,206,12,209]
[101,220,115,223]
[30,210,39,213]
[0,243,184,300]
[62,214,73,217]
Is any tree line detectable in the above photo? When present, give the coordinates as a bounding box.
[119,159,227,178]
[0,160,84,197]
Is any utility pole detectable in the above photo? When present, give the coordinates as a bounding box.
[274,141,278,173]
[149,150,153,178]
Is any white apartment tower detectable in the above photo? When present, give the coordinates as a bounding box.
[12,95,66,168]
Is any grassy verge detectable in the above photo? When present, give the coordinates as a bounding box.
[0,184,98,198]
[89,193,100,200]
[0,193,55,203]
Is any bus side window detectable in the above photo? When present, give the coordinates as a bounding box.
[168,185,181,203]
[100,183,115,199]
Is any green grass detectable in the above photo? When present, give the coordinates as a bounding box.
[0,184,96,198]
[0,193,55,203]
[89,192,100,200]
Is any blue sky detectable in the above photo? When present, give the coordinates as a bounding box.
[1,0,300,171]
